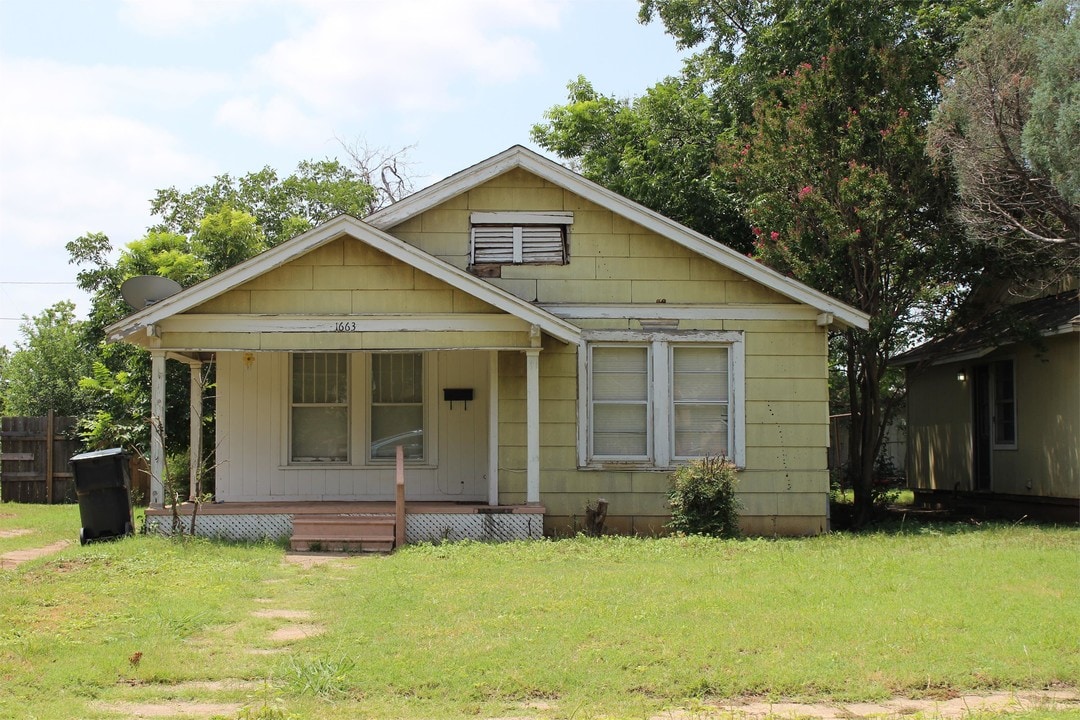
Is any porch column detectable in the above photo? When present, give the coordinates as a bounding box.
[525,347,541,505]
[488,351,499,506]
[188,361,203,501]
[149,350,166,508]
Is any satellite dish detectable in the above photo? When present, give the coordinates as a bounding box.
[121,275,183,310]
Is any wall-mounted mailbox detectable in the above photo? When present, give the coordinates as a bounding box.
[443,388,474,409]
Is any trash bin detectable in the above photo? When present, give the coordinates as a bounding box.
[70,448,134,545]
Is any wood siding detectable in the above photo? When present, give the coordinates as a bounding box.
[385,168,829,535]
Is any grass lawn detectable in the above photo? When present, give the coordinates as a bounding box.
[0,503,1077,719]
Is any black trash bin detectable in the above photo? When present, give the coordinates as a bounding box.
[70,448,134,545]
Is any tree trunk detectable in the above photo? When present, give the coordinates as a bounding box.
[847,332,885,529]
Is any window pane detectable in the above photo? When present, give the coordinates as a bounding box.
[292,353,347,404]
[372,353,423,403]
[674,405,728,457]
[371,353,424,460]
[592,346,648,401]
[371,406,424,459]
[291,407,348,461]
[673,347,728,401]
[593,404,648,456]
[993,360,1016,445]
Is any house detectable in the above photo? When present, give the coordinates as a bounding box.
[895,287,1079,521]
[105,146,869,544]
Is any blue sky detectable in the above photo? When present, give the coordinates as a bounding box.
[0,0,686,349]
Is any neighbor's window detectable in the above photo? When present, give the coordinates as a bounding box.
[585,334,742,467]
[470,212,572,266]
[291,353,349,462]
[370,353,425,461]
[992,359,1016,447]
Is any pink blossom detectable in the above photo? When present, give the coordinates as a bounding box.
[770,231,780,241]
[797,185,813,200]
[752,226,763,236]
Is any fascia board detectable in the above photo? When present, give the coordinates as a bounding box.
[367,146,870,331]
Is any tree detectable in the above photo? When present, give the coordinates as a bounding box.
[726,48,969,524]
[535,0,1007,527]
[928,0,1079,288]
[533,75,747,249]
[0,302,94,417]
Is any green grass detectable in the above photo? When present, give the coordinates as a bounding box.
[0,502,1077,719]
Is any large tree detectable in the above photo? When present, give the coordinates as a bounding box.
[534,0,1005,526]
[928,0,1079,289]
[0,301,93,417]
[67,154,394,463]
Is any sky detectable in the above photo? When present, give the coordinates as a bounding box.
[0,0,688,350]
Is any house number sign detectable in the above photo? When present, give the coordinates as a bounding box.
[333,321,358,332]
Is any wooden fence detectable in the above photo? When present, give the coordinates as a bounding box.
[1,413,83,503]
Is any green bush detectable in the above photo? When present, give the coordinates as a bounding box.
[667,455,741,537]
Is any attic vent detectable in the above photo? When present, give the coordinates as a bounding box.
[470,212,572,267]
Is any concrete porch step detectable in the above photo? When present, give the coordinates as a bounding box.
[290,515,396,553]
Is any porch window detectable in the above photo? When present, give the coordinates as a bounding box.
[992,359,1016,448]
[582,332,744,468]
[291,353,349,462]
[470,212,572,266]
[370,353,425,461]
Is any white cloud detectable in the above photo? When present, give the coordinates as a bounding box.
[118,0,265,36]
[211,0,567,141]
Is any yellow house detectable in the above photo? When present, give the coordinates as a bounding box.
[106,146,869,544]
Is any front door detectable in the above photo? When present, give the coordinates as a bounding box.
[436,351,489,499]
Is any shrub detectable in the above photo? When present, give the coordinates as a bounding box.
[667,455,741,537]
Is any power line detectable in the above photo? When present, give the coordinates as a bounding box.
[0,281,77,285]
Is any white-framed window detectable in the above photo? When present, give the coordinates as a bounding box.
[370,353,426,462]
[290,352,349,463]
[992,359,1016,449]
[470,212,572,266]
[579,331,745,468]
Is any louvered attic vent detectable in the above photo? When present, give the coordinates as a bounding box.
[470,212,572,266]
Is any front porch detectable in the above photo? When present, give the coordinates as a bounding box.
[145,500,546,545]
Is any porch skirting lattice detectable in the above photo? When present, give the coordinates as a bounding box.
[145,502,544,544]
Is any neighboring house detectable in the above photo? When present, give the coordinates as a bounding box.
[105,146,869,543]
[895,288,1079,521]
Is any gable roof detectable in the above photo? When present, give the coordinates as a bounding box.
[892,289,1079,366]
[104,214,581,344]
[366,145,870,330]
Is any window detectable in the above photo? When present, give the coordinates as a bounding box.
[671,346,730,459]
[590,346,650,458]
[581,332,744,468]
[291,353,349,462]
[370,353,425,461]
[992,359,1016,448]
[470,212,572,266]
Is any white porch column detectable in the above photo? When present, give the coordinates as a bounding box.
[488,351,499,506]
[149,350,166,508]
[525,346,541,505]
[188,361,203,501]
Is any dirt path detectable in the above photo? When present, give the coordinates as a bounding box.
[0,539,70,569]
[651,689,1080,719]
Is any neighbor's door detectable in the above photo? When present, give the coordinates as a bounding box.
[971,364,992,491]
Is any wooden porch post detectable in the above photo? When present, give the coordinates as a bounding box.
[525,345,541,505]
[488,351,499,506]
[188,361,203,501]
[150,350,166,508]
